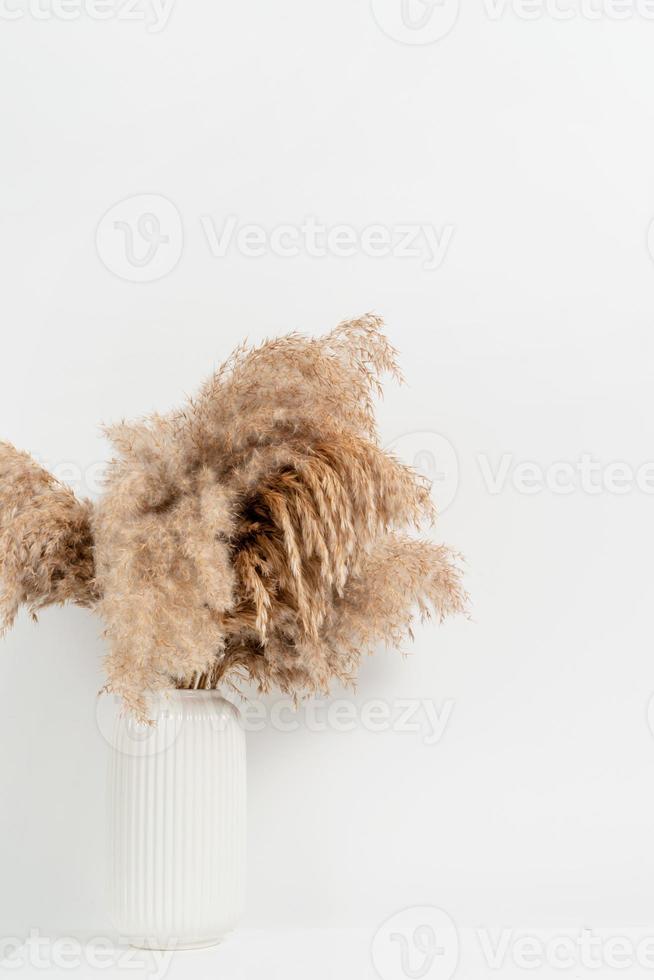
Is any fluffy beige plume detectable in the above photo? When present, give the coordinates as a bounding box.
[0,442,96,632]
[1,316,466,720]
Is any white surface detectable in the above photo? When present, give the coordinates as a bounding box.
[109,693,246,948]
[1,0,654,957]
[6,928,654,980]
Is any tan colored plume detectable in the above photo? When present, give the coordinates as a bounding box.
[0,316,466,720]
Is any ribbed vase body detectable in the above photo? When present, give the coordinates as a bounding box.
[108,692,246,949]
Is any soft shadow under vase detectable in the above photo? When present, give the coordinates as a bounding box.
[108,691,246,950]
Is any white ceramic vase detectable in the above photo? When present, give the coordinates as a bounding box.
[107,691,246,949]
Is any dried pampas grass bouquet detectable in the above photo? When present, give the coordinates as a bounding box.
[0,315,466,723]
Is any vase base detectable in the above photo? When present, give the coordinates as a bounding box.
[129,937,223,951]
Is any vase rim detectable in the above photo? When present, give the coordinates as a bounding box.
[145,689,241,718]
[155,689,234,699]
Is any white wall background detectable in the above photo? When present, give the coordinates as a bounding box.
[1,0,654,947]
